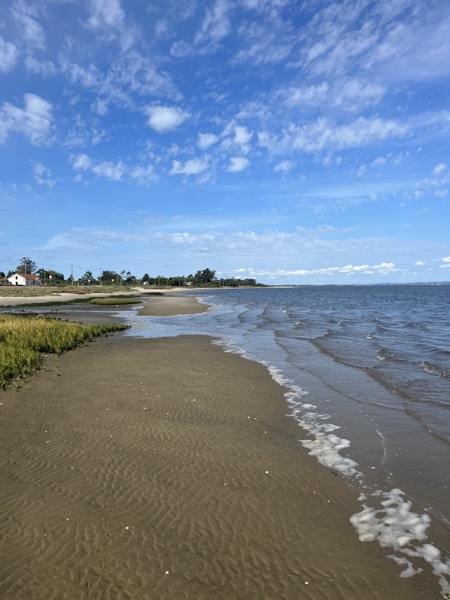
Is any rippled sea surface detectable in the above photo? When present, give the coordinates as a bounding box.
[123,285,450,593]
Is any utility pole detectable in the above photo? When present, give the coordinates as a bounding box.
[70,265,74,286]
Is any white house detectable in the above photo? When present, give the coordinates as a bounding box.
[7,273,42,286]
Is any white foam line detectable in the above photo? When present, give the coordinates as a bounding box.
[214,338,363,479]
[245,350,450,594]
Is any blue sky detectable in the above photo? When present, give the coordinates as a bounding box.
[1,0,450,284]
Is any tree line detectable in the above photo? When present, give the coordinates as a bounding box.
[0,258,264,288]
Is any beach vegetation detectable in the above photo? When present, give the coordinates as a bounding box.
[0,314,127,388]
[89,298,142,305]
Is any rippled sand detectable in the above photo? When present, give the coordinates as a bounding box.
[0,298,441,598]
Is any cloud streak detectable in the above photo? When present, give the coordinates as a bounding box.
[0,93,53,145]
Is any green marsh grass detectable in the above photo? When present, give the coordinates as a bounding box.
[0,314,127,388]
[89,298,142,305]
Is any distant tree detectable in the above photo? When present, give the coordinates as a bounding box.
[138,268,262,288]
[167,276,185,286]
[155,275,167,286]
[193,268,216,285]
[241,278,258,286]
[100,270,119,285]
[79,271,98,285]
[0,271,5,278]
[124,271,136,285]
[16,257,37,274]
[36,268,65,284]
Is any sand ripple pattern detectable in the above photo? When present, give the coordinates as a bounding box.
[0,336,439,599]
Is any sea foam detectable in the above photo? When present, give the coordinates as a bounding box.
[350,489,450,594]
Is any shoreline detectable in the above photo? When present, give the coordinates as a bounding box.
[0,290,208,323]
[0,296,442,598]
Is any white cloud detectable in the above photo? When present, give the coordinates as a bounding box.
[357,165,366,177]
[195,0,231,45]
[71,153,125,180]
[146,105,190,133]
[129,165,158,184]
[331,79,385,109]
[170,40,193,58]
[414,261,425,266]
[0,93,53,146]
[60,49,179,108]
[233,39,292,65]
[301,1,450,84]
[274,160,295,173]
[33,163,55,188]
[71,153,93,170]
[92,160,125,180]
[370,8,450,82]
[12,4,46,50]
[234,125,252,145]
[258,116,408,154]
[25,56,56,77]
[242,0,288,12]
[250,262,398,278]
[92,98,109,116]
[0,36,18,73]
[283,83,329,107]
[87,0,125,29]
[170,158,209,176]
[280,79,385,112]
[198,132,219,149]
[433,163,447,176]
[371,156,386,167]
[228,157,250,172]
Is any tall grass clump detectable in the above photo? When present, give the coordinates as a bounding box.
[0,314,127,388]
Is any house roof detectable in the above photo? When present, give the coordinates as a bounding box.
[12,272,41,280]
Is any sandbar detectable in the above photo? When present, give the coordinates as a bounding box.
[139,294,208,316]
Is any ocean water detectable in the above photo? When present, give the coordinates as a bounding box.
[121,285,450,594]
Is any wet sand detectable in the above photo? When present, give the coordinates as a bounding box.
[0,297,441,599]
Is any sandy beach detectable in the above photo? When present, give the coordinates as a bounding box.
[0,294,441,599]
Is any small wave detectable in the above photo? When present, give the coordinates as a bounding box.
[421,361,450,379]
